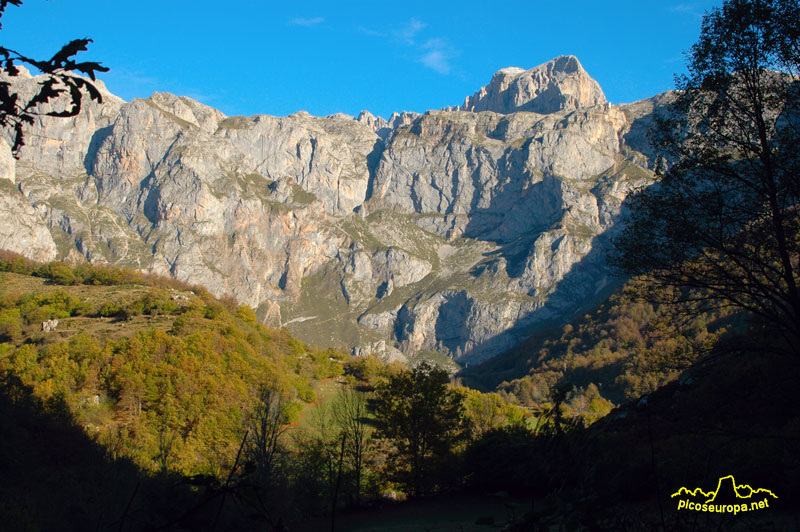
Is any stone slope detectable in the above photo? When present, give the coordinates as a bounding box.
[0,57,669,364]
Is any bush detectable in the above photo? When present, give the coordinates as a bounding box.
[0,308,23,343]
[98,302,123,318]
[141,290,178,315]
[16,291,91,324]
[40,263,77,285]
[345,355,384,387]
[203,301,226,320]
[81,265,129,286]
[235,304,257,324]
[0,250,36,275]
[294,379,316,403]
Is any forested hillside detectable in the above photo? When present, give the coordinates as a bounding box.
[0,252,347,476]
[461,282,741,424]
[0,252,533,530]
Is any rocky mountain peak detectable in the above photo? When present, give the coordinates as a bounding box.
[357,110,391,140]
[453,55,607,115]
[1,59,664,364]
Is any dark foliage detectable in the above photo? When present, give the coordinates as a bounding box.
[463,425,540,492]
[0,373,254,531]
[373,362,468,497]
[461,283,736,425]
[0,1,108,156]
[611,0,800,353]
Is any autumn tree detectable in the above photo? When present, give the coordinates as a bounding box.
[612,0,800,353]
[461,388,526,437]
[373,362,467,497]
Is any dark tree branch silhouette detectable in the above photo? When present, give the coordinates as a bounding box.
[331,387,371,507]
[612,0,800,354]
[0,0,108,156]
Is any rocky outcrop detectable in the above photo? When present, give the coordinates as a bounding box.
[367,105,628,240]
[357,110,391,139]
[453,55,607,115]
[0,56,670,364]
[215,111,380,215]
[340,247,432,303]
[1,65,124,178]
[0,183,59,262]
[0,139,58,261]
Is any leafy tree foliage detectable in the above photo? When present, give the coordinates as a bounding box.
[462,283,733,424]
[612,0,800,353]
[373,362,468,497]
[0,1,108,155]
[0,262,347,480]
[459,387,527,437]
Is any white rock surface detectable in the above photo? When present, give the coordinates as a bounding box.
[0,56,669,363]
[453,55,607,115]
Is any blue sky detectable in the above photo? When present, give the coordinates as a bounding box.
[2,1,719,119]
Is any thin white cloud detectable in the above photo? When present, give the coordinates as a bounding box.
[419,38,456,75]
[357,26,386,38]
[362,18,458,76]
[289,17,324,27]
[112,69,160,88]
[421,50,450,74]
[184,92,215,104]
[395,18,426,45]
[668,3,706,19]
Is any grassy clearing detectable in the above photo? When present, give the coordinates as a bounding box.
[0,272,185,342]
[295,377,347,431]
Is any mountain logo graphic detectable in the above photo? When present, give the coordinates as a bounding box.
[672,475,778,514]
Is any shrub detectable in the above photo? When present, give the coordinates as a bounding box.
[98,302,123,318]
[41,263,77,285]
[0,250,36,275]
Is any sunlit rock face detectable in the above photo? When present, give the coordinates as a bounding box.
[451,55,608,115]
[1,57,668,363]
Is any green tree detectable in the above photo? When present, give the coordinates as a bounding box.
[373,362,467,497]
[612,0,800,353]
[461,388,526,437]
[43,262,76,285]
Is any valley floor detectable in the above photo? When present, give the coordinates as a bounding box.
[294,492,529,532]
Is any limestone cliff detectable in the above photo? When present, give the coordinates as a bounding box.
[452,55,607,115]
[0,57,668,364]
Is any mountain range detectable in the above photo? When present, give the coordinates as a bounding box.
[0,55,671,364]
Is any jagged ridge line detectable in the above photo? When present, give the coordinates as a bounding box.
[670,487,713,499]
[670,475,778,502]
[706,475,779,502]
